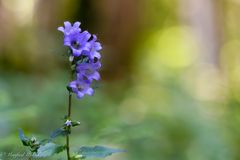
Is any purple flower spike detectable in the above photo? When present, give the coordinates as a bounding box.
[69,80,94,99]
[58,21,102,100]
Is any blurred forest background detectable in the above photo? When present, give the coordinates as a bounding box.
[0,0,240,159]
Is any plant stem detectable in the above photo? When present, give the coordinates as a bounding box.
[66,91,72,160]
[68,92,72,117]
[28,153,33,160]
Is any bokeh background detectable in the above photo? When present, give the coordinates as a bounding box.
[0,0,240,159]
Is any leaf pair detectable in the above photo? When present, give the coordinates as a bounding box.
[18,129,66,158]
[19,129,125,159]
[50,120,80,139]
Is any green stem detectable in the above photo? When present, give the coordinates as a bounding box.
[66,92,72,160]
[28,153,33,160]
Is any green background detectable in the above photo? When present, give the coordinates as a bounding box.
[0,0,240,159]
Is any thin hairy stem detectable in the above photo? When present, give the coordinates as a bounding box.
[66,92,72,160]
[68,92,72,117]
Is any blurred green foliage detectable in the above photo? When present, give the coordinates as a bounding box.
[1,0,240,160]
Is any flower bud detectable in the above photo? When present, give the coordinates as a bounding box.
[65,120,72,126]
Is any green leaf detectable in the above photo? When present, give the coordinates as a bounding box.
[18,128,30,146]
[34,142,66,158]
[72,121,81,127]
[39,139,49,145]
[78,146,125,158]
[70,154,84,160]
[50,128,69,139]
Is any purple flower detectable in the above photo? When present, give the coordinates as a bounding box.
[83,35,102,59]
[64,31,91,57]
[68,80,94,99]
[76,61,101,81]
[58,21,91,57]
[58,21,81,35]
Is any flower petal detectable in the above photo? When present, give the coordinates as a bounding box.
[72,48,82,57]
[77,92,84,99]
[64,21,71,29]
[92,34,97,42]
[58,26,64,32]
[94,42,102,50]
[92,72,100,80]
[73,21,81,28]
[69,81,77,88]
[94,52,101,59]
[86,88,94,96]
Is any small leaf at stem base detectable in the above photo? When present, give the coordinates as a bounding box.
[18,128,30,146]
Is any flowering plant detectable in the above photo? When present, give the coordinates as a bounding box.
[18,21,123,160]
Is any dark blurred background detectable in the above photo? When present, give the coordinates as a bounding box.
[1,0,240,159]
